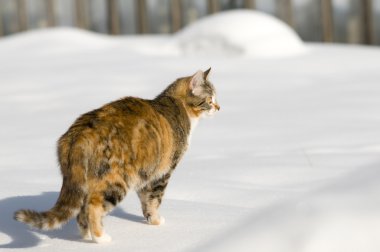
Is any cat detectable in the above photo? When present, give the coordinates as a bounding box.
[14,68,220,243]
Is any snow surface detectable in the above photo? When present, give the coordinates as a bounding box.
[1,10,380,252]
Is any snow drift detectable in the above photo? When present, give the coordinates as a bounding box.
[0,10,307,59]
[0,28,115,55]
[176,10,307,58]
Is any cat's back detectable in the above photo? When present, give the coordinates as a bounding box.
[68,97,169,134]
[59,97,176,176]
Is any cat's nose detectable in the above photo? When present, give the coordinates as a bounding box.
[214,103,220,111]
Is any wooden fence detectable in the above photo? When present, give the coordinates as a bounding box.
[0,0,377,45]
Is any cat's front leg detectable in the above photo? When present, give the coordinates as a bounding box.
[137,173,171,225]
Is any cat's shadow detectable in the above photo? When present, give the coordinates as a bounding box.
[0,192,145,248]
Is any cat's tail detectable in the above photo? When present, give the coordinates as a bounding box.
[14,177,86,230]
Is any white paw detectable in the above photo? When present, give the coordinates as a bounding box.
[92,232,112,243]
[148,215,165,225]
[81,230,92,241]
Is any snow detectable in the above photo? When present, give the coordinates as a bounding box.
[176,10,307,58]
[1,10,380,252]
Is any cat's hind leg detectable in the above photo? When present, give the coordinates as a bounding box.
[88,181,127,243]
[137,173,171,225]
[76,199,91,240]
[88,194,112,243]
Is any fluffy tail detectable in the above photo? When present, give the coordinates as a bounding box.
[14,178,86,230]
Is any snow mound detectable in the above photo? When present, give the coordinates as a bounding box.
[176,10,307,58]
[0,27,181,57]
[0,27,115,54]
[0,11,307,59]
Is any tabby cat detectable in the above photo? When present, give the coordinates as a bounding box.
[14,69,219,243]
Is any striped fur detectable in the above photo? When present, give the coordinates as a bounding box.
[14,69,219,243]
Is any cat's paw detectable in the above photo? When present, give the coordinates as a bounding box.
[148,215,165,226]
[92,232,112,243]
[81,230,92,241]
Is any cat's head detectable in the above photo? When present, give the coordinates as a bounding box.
[185,68,220,118]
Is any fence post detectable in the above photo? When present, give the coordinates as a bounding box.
[276,0,293,27]
[107,0,120,35]
[207,0,219,14]
[45,0,56,27]
[75,0,89,29]
[244,0,256,9]
[17,0,28,32]
[320,0,334,42]
[136,0,149,34]
[0,8,3,37]
[361,0,375,44]
[171,0,182,32]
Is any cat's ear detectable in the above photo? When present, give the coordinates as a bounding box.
[189,70,204,95]
[204,67,211,80]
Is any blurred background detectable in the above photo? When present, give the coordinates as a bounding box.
[0,0,379,45]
